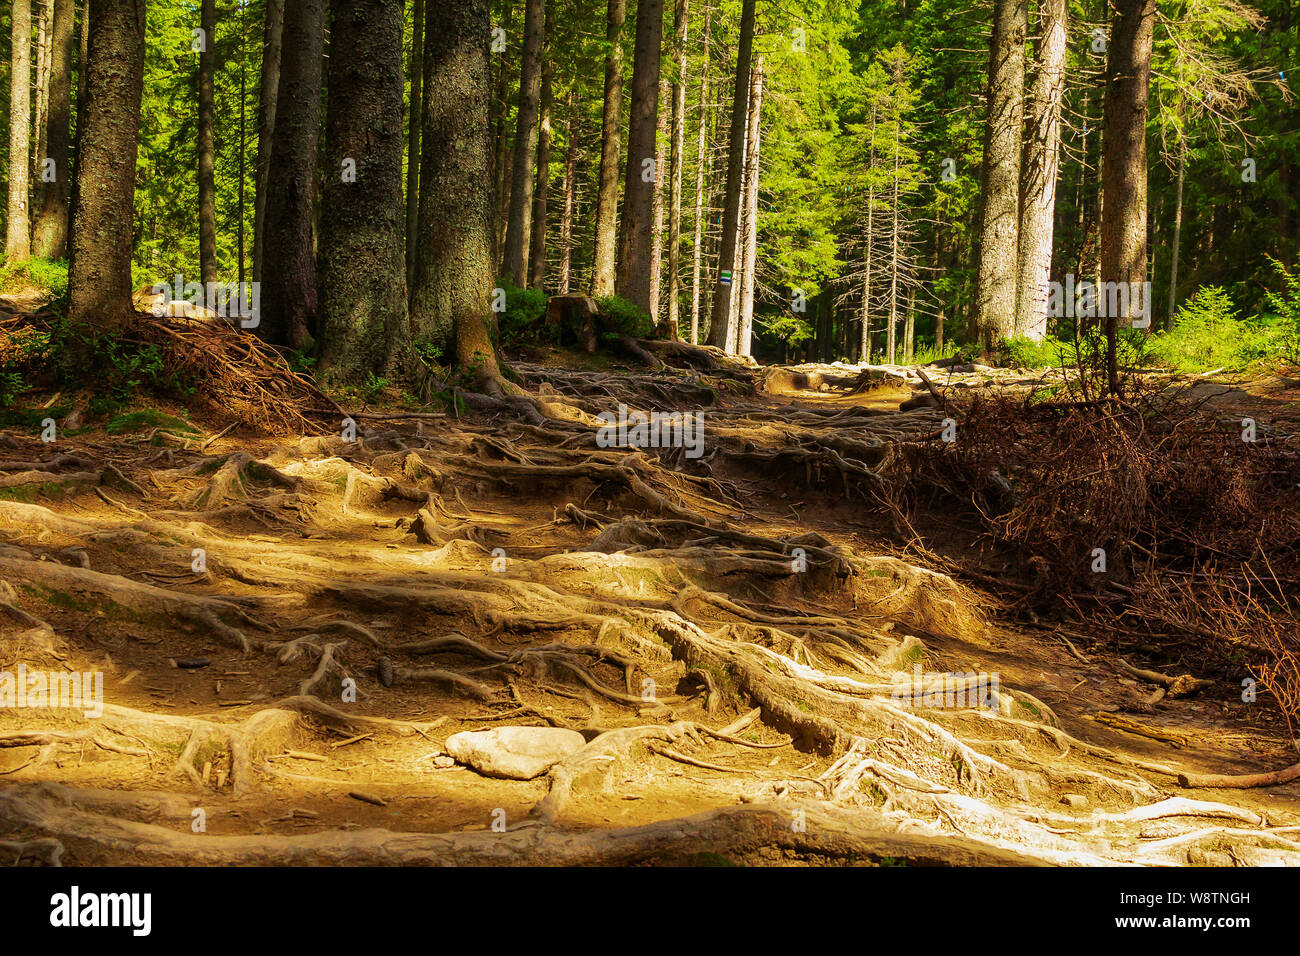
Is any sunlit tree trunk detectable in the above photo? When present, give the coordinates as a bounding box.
[7,0,34,260]
[614,0,663,314]
[501,0,544,287]
[591,0,625,297]
[67,0,145,331]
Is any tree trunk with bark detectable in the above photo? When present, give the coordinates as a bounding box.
[405,0,423,291]
[259,0,325,348]
[318,0,407,384]
[591,0,625,297]
[31,0,74,258]
[7,0,34,260]
[614,0,663,316]
[252,0,284,285]
[410,0,503,389]
[67,0,145,332]
[557,91,576,295]
[197,0,218,284]
[974,0,1026,351]
[530,9,553,291]
[648,73,669,325]
[1013,0,1066,342]
[1100,0,1156,393]
[705,0,754,349]
[501,0,544,287]
[737,57,762,358]
[665,0,688,341]
[689,4,710,344]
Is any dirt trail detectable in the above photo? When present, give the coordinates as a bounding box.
[1,356,1298,866]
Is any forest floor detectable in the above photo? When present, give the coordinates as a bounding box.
[2,319,1300,866]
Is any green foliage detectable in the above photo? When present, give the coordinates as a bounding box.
[0,258,70,299]
[42,319,194,412]
[361,372,390,402]
[1002,336,1072,370]
[104,410,199,435]
[495,281,550,348]
[1263,258,1300,365]
[1148,286,1272,372]
[595,295,654,340]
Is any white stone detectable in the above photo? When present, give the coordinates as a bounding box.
[445,727,587,780]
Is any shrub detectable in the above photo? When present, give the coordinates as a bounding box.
[1148,286,1271,372]
[595,295,654,340]
[0,257,69,299]
[1263,257,1300,365]
[495,281,549,347]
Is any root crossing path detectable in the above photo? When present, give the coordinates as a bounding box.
[1,359,1297,866]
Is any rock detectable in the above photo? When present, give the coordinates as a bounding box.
[431,754,455,769]
[445,726,587,780]
[1061,793,1088,809]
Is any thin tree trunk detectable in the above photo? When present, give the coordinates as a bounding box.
[198,0,218,284]
[1100,0,1156,393]
[1166,137,1185,330]
[705,0,755,349]
[557,90,576,295]
[974,0,1026,350]
[259,0,326,348]
[591,0,625,297]
[648,74,669,324]
[1013,0,1066,342]
[888,129,900,364]
[688,4,709,344]
[904,285,914,362]
[32,0,50,222]
[665,0,688,341]
[491,51,510,266]
[319,0,407,383]
[252,0,284,284]
[32,0,74,258]
[405,0,423,290]
[529,10,553,291]
[7,0,34,260]
[238,5,246,285]
[411,0,503,388]
[860,104,876,361]
[614,0,664,314]
[737,57,762,358]
[67,0,145,331]
[501,0,544,287]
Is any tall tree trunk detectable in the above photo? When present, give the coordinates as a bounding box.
[318,0,407,383]
[904,285,914,362]
[32,0,50,222]
[238,6,246,284]
[705,0,754,349]
[648,74,669,324]
[974,0,1026,351]
[613,0,663,314]
[1013,0,1066,342]
[67,0,144,331]
[405,0,423,291]
[6,0,34,260]
[888,128,900,364]
[688,4,709,344]
[252,0,284,284]
[198,0,218,284]
[31,0,74,258]
[665,0,688,341]
[737,57,762,358]
[860,104,876,361]
[1100,0,1155,394]
[529,10,553,291]
[591,0,625,297]
[557,90,576,295]
[259,0,325,348]
[1166,137,1185,330]
[411,0,503,388]
[501,0,544,287]
[491,52,510,265]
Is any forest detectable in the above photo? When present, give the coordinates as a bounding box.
[0,0,1298,874]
